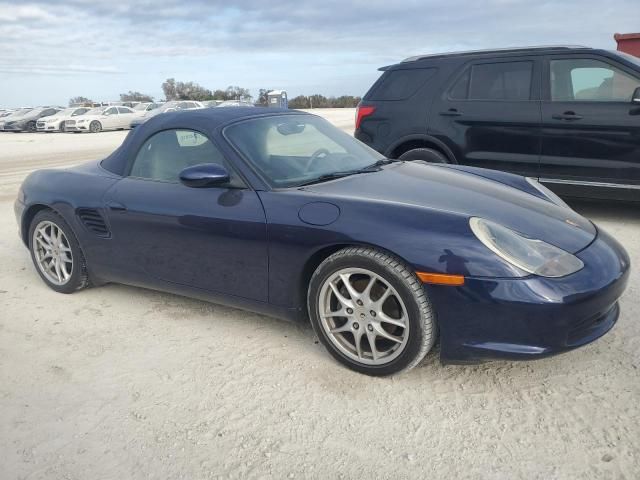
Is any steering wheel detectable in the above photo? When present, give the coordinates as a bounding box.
[305,148,331,172]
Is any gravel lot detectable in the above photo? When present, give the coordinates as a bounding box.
[0,108,638,480]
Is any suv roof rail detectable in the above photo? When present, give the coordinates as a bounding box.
[402,45,591,63]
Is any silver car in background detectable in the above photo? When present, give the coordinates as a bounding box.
[129,100,203,128]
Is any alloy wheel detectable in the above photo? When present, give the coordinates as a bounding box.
[32,220,73,286]
[318,267,409,365]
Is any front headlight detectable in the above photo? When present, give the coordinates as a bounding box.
[526,178,570,209]
[470,217,584,278]
[77,119,87,123]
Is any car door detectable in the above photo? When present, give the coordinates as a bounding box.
[102,107,119,129]
[539,55,640,191]
[117,107,134,128]
[429,57,542,177]
[103,128,268,300]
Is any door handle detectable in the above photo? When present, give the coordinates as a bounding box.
[552,112,583,121]
[440,109,462,117]
[106,201,127,212]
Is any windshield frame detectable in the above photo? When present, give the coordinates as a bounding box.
[223,113,385,190]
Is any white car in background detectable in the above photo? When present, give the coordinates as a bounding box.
[36,107,91,132]
[131,102,162,118]
[129,100,204,128]
[65,106,135,133]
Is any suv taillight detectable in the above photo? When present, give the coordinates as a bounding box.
[355,105,376,130]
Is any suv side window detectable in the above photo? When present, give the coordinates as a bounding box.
[469,62,532,100]
[368,68,436,101]
[550,58,640,102]
[129,129,244,187]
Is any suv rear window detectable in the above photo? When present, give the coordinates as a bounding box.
[367,68,436,101]
[450,61,533,101]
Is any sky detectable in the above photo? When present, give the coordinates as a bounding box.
[0,0,637,107]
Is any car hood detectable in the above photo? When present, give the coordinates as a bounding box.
[43,114,69,122]
[74,114,103,121]
[304,162,596,254]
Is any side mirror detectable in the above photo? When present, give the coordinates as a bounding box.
[633,87,640,104]
[179,163,230,188]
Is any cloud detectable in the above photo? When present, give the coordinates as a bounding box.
[0,0,637,106]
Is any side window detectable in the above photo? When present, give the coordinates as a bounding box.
[129,129,244,186]
[117,107,131,114]
[449,69,470,99]
[464,61,532,100]
[368,68,436,101]
[105,107,118,115]
[550,58,640,102]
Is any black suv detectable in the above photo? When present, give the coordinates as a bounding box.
[356,46,640,201]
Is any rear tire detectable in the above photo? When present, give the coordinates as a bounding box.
[28,209,90,294]
[308,247,436,376]
[398,148,449,164]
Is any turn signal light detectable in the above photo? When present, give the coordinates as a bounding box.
[416,271,465,286]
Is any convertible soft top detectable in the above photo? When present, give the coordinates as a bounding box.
[100,107,299,176]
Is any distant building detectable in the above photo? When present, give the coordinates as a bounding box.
[614,33,640,58]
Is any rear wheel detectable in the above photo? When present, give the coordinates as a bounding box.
[308,247,436,376]
[28,210,89,294]
[89,121,102,133]
[398,148,449,164]
[59,122,66,133]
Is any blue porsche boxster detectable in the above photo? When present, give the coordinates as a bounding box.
[15,108,630,375]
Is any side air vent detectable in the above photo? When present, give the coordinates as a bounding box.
[77,208,111,238]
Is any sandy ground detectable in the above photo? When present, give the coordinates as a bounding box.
[0,108,639,480]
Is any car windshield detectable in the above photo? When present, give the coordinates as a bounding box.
[12,108,33,116]
[225,114,386,188]
[58,108,77,116]
[86,108,105,115]
[145,102,178,116]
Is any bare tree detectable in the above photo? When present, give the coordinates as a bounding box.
[120,91,154,102]
[68,96,93,107]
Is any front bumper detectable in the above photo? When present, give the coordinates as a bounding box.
[64,120,89,131]
[3,123,25,131]
[37,120,62,131]
[430,228,630,364]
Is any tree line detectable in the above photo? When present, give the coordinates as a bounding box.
[69,79,361,108]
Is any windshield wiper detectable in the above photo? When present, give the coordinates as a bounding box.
[296,169,371,187]
[295,158,396,187]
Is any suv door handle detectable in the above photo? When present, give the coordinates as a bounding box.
[440,109,462,117]
[552,112,583,121]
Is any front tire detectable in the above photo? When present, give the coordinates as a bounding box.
[398,148,449,164]
[89,121,102,133]
[26,121,37,132]
[28,210,90,294]
[308,247,436,376]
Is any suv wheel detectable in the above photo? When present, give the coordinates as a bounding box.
[398,148,449,164]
